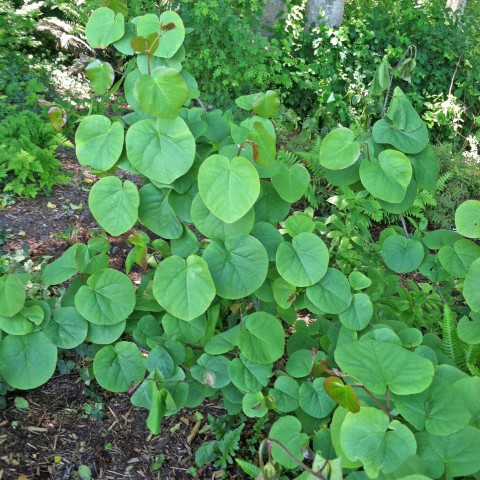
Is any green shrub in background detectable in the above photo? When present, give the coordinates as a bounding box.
[0,110,72,198]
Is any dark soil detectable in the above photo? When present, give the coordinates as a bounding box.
[0,375,230,480]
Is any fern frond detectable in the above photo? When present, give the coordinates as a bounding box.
[465,344,480,376]
[441,305,466,371]
[435,171,454,193]
[236,458,262,478]
[218,424,244,464]
[277,149,300,167]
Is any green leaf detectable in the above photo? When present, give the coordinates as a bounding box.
[382,235,424,273]
[298,378,336,418]
[203,235,268,299]
[319,128,360,170]
[153,255,215,321]
[138,184,182,239]
[392,374,471,435]
[378,179,418,214]
[198,155,260,224]
[455,200,480,239]
[306,268,352,314]
[457,316,480,345]
[162,313,207,345]
[285,350,314,378]
[373,118,428,155]
[252,91,280,118]
[87,320,126,344]
[339,293,373,330]
[75,268,135,325]
[359,150,412,203]
[254,181,291,225]
[228,355,272,393]
[191,353,231,388]
[408,145,439,191]
[191,194,254,241]
[272,277,296,309]
[335,340,434,395]
[113,21,135,55]
[0,332,57,389]
[251,222,284,261]
[89,177,139,236]
[284,214,315,237]
[42,244,85,285]
[137,11,185,58]
[238,312,285,364]
[464,258,480,312]
[43,307,88,349]
[276,233,329,287]
[268,376,299,412]
[0,275,25,317]
[370,57,391,95]
[438,239,480,278]
[85,60,114,95]
[323,377,360,413]
[348,271,371,290]
[135,67,188,119]
[75,115,124,171]
[341,407,416,477]
[125,117,195,184]
[247,122,276,166]
[85,7,125,49]
[271,163,310,203]
[93,341,146,392]
[146,346,175,377]
[416,427,480,478]
[242,391,268,417]
[269,416,309,468]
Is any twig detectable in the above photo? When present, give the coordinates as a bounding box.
[399,214,409,238]
[195,98,208,113]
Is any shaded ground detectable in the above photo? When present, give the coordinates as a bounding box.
[0,376,231,479]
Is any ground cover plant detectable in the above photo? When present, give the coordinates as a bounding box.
[1,3,480,479]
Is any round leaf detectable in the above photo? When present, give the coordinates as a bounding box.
[126,117,195,184]
[93,341,146,392]
[323,377,360,413]
[238,312,285,364]
[382,235,424,273]
[252,90,280,118]
[135,67,188,119]
[269,416,309,469]
[89,177,139,236]
[268,376,299,413]
[0,275,25,317]
[153,255,215,321]
[138,184,182,239]
[455,200,480,239]
[203,235,268,299]
[0,332,57,389]
[254,181,291,225]
[43,307,88,349]
[464,258,480,312]
[339,293,373,330]
[359,150,412,203]
[75,268,135,325]
[228,356,272,393]
[372,118,429,155]
[306,268,352,314]
[319,127,360,170]
[341,407,417,477]
[85,7,125,49]
[271,163,310,203]
[191,194,254,241]
[75,115,124,171]
[335,340,434,395]
[298,378,336,418]
[276,233,329,287]
[191,353,231,388]
[198,155,260,224]
[85,59,114,95]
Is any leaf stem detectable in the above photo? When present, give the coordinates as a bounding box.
[259,439,326,480]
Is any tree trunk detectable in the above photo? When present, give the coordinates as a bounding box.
[445,0,467,13]
[306,0,345,27]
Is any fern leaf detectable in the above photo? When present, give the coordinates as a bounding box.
[441,305,466,371]
[465,344,480,376]
[218,424,244,464]
[236,458,262,478]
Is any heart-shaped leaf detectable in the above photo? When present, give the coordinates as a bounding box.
[126,117,195,184]
[319,127,360,170]
[271,163,311,203]
[75,115,124,171]
[455,200,480,239]
[135,67,188,119]
[198,155,260,223]
[85,7,125,49]
[89,177,139,236]
[359,150,412,203]
[306,268,352,314]
[153,255,215,321]
[85,59,115,95]
[269,416,309,468]
[382,235,424,273]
